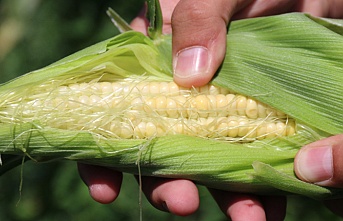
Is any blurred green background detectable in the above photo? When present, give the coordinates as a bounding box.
[0,0,342,220]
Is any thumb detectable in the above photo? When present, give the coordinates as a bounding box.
[171,0,247,87]
[294,134,343,188]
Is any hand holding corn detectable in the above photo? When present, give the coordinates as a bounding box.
[1,0,343,220]
[294,134,343,217]
[78,0,343,220]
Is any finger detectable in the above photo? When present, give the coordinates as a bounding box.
[158,0,181,34]
[139,176,199,216]
[233,0,343,19]
[171,0,252,87]
[233,0,296,19]
[130,6,149,35]
[328,0,343,18]
[77,163,123,204]
[295,0,343,18]
[209,189,267,220]
[294,134,343,187]
[292,0,330,17]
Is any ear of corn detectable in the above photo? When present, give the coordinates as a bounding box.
[0,8,343,199]
[6,79,295,140]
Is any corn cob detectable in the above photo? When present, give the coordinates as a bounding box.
[0,12,343,200]
[6,79,295,141]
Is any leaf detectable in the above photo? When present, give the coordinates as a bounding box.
[106,7,132,33]
[214,13,343,135]
[252,161,343,200]
[146,0,163,39]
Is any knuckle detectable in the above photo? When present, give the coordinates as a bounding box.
[172,1,214,25]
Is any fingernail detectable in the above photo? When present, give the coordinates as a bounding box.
[296,145,333,185]
[173,46,209,79]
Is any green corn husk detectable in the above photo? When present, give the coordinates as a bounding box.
[1,10,343,200]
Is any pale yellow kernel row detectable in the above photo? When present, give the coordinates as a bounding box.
[51,81,286,118]
[62,81,231,96]
[132,94,285,119]
[16,80,296,141]
[40,92,286,120]
[100,116,296,140]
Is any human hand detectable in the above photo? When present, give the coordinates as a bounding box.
[294,134,343,217]
[131,0,343,88]
[79,0,343,220]
[77,163,287,219]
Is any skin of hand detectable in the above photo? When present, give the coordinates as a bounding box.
[78,0,343,220]
[294,134,343,217]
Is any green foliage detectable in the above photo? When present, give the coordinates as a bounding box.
[0,1,342,220]
[0,0,143,83]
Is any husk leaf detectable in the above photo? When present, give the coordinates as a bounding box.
[0,12,342,199]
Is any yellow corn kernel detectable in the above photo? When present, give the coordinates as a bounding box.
[155,96,167,117]
[12,80,295,141]
[166,97,179,118]
[246,98,258,119]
